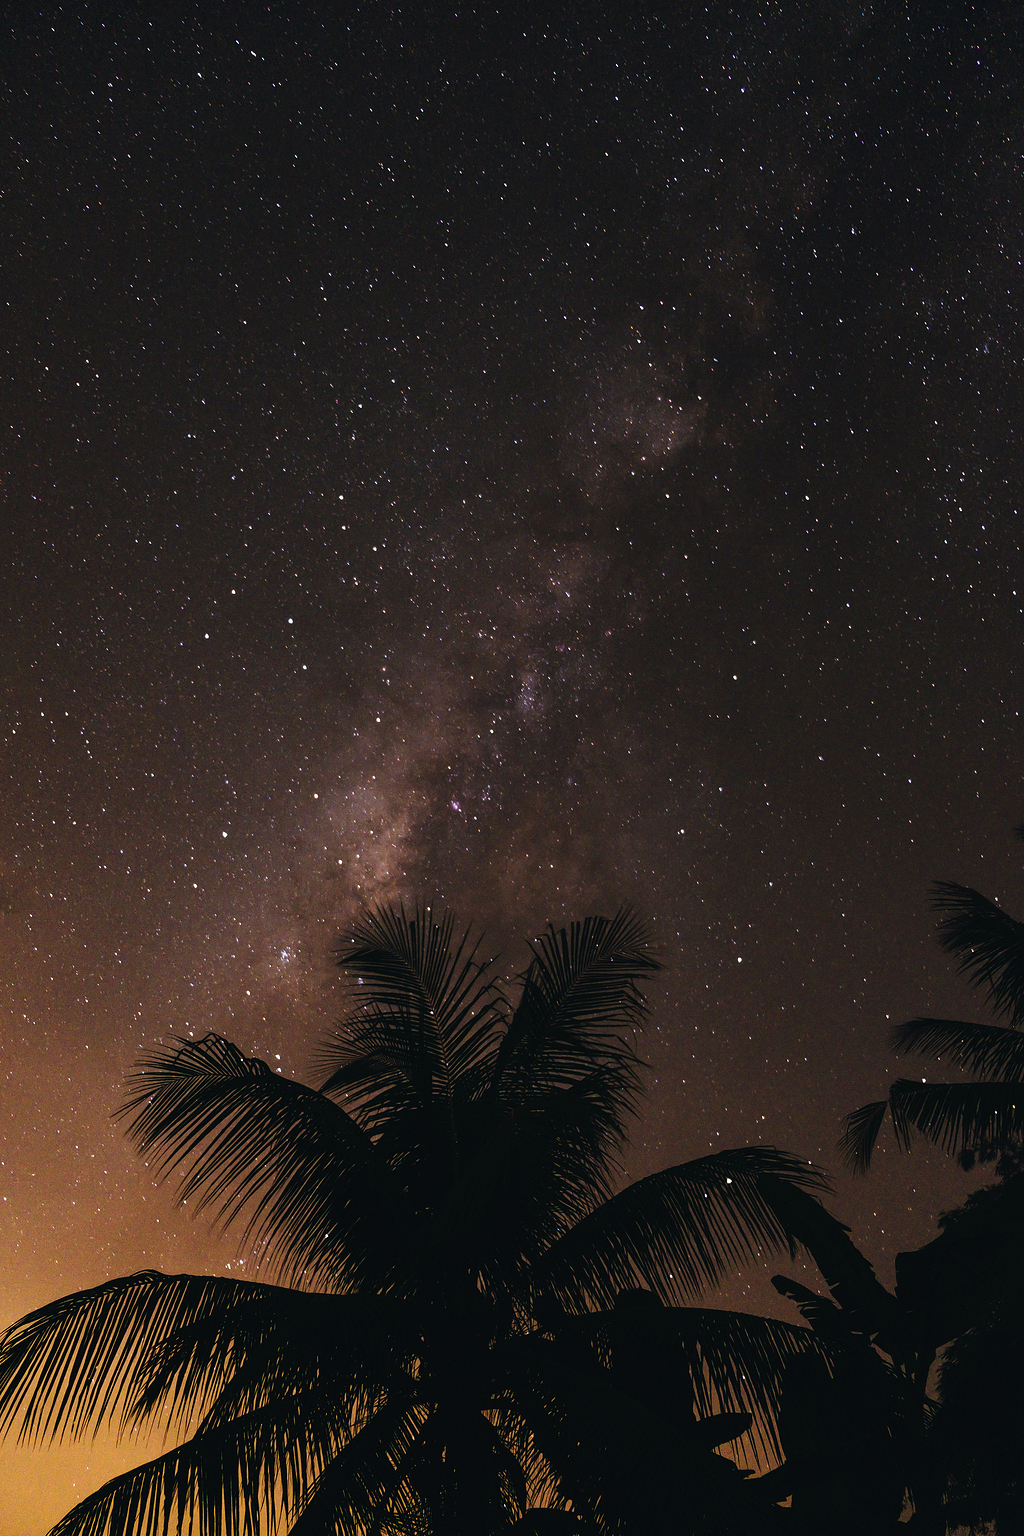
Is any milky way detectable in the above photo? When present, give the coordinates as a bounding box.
[2,5,1022,1529]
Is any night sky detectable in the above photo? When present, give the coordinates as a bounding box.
[2,3,1023,1529]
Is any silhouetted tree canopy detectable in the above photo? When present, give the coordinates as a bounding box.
[839,834,1024,1533]
[0,905,839,1536]
[930,1152,1024,1535]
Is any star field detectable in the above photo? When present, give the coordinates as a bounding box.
[1,3,1023,1528]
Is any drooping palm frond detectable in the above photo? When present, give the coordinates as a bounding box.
[492,909,659,1115]
[0,1272,262,1445]
[844,1079,1024,1170]
[136,1289,415,1440]
[837,1099,890,1174]
[889,1077,1024,1160]
[119,1035,410,1289]
[486,1397,566,1519]
[678,1308,824,1463]
[47,1385,368,1536]
[0,1269,411,1461]
[285,1399,429,1536]
[931,881,1024,1026]
[322,905,507,1113]
[892,1016,1024,1082]
[842,877,1024,1174]
[531,1147,830,1310]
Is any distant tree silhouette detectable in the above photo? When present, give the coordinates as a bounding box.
[838,834,1024,1533]
[929,1152,1024,1535]
[0,905,836,1536]
[842,863,1024,1171]
[761,1181,1024,1535]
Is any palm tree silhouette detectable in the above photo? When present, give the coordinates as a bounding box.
[842,875,1024,1172]
[0,905,833,1536]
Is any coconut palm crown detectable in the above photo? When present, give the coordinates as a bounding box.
[842,876,1024,1172]
[0,905,833,1536]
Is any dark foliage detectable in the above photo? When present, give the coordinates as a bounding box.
[840,838,1024,1532]
[929,1161,1024,1535]
[0,905,834,1536]
[843,868,1024,1171]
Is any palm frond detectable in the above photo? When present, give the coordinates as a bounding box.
[285,1400,428,1536]
[492,909,660,1110]
[846,1079,1024,1168]
[118,1035,409,1288]
[323,904,507,1105]
[136,1290,415,1439]
[316,1039,443,1140]
[532,1147,830,1309]
[887,1077,1024,1161]
[838,1100,889,1173]
[487,1400,566,1516]
[0,1272,262,1445]
[892,1016,1024,1082]
[931,881,1024,1025]
[47,1388,356,1536]
[678,1308,825,1464]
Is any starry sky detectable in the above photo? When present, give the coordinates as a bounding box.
[2,2,1023,1528]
